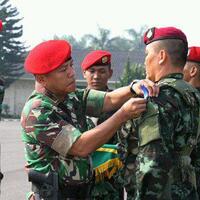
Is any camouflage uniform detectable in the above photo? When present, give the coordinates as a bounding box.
[122,73,200,200]
[88,87,124,200]
[0,78,5,119]
[116,118,140,200]
[21,88,106,199]
[191,86,200,197]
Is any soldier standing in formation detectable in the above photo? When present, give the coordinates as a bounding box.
[81,50,124,199]
[183,46,200,92]
[183,46,200,196]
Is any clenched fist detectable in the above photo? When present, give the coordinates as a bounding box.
[119,97,147,121]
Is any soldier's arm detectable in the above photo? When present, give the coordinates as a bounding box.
[24,98,147,158]
[69,98,147,157]
[102,79,159,112]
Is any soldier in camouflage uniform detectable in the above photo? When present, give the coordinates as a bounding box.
[119,27,200,200]
[81,50,124,200]
[183,46,200,196]
[183,46,200,93]
[21,40,159,200]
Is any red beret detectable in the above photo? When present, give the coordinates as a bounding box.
[25,40,71,74]
[0,20,3,31]
[143,27,187,46]
[187,46,200,63]
[81,50,111,70]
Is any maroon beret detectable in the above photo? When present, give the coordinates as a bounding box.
[0,20,3,31]
[81,50,111,70]
[25,40,71,74]
[187,46,200,63]
[143,27,188,46]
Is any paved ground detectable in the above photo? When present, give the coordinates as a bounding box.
[0,120,30,200]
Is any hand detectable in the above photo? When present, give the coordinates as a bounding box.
[132,79,159,97]
[120,97,147,121]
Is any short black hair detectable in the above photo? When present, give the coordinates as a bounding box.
[158,39,188,67]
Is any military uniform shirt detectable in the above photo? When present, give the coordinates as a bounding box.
[21,88,105,186]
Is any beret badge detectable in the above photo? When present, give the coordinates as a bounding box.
[146,27,155,40]
[102,56,108,64]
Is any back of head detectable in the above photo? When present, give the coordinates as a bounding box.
[143,26,188,67]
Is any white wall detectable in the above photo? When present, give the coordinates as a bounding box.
[3,79,35,116]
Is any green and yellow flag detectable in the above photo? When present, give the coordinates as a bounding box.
[92,144,123,182]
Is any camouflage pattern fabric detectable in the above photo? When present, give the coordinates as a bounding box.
[0,78,5,119]
[21,88,105,188]
[123,73,200,200]
[191,86,200,198]
[116,120,139,200]
[87,87,124,200]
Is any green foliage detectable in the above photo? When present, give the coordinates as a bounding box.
[0,0,27,87]
[117,57,145,87]
[84,26,111,50]
[54,25,148,52]
[125,26,148,51]
[53,34,88,50]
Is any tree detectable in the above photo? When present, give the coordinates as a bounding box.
[0,0,27,87]
[83,26,112,50]
[117,57,145,87]
[53,34,88,50]
[125,26,148,51]
[106,36,132,51]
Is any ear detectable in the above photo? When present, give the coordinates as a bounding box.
[108,68,113,79]
[83,70,86,78]
[35,74,46,84]
[190,65,198,77]
[158,49,167,65]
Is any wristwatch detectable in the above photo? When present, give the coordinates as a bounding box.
[129,80,139,96]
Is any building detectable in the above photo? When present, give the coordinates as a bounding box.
[3,49,144,116]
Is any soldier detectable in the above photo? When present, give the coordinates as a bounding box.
[21,39,158,200]
[183,46,200,92]
[122,27,200,199]
[183,46,200,196]
[81,50,124,199]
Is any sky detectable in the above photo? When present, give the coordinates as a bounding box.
[11,0,200,49]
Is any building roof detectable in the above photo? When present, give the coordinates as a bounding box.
[20,49,145,82]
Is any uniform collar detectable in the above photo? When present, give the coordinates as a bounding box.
[157,73,183,82]
[35,86,68,105]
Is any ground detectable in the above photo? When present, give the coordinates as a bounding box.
[0,120,30,200]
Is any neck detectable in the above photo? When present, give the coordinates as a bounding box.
[189,78,200,88]
[155,66,183,82]
[35,82,66,101]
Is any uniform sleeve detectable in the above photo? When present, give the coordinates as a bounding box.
[22,100,82,157]
[134,88,181,199]
[85,89,106,117]
[191,137,200,195]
